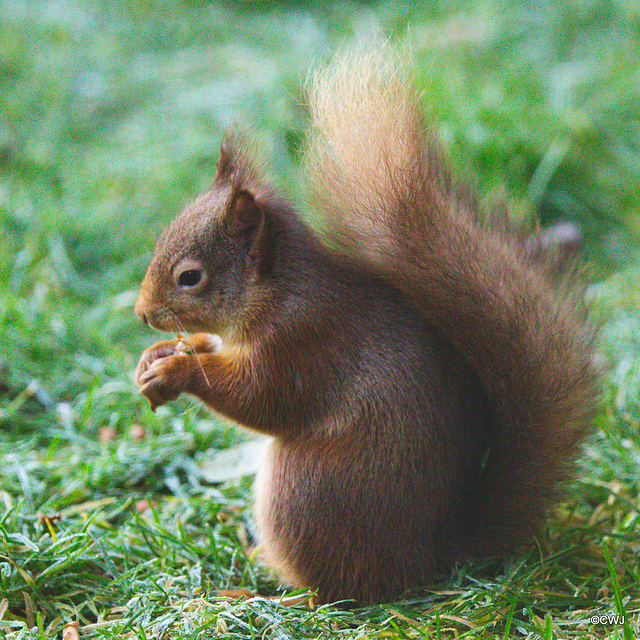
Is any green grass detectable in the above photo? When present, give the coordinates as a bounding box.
[2,0,640,638]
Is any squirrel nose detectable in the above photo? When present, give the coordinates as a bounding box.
[134,291,149,324]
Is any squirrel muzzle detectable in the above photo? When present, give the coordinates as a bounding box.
[134,283,152,325]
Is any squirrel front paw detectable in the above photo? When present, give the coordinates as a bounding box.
[134,334,221,386]
[135,334,221,410]
[137,354,192,411]
[135,339,181,385]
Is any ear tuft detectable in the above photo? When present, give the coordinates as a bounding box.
[214,129,264,191]
[215,133,237,183]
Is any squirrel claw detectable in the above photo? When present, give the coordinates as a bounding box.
[141,390,157,412]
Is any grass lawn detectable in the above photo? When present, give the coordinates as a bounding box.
[2,0,640,638]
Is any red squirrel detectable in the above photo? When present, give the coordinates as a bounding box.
[134,49,599,604]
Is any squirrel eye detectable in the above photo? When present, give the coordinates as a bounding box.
[177,269,202,288]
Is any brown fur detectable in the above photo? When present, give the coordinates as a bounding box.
[134,50,599,604]
[306,49,599,555]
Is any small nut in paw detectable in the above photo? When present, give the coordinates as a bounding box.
[174,335,193,356]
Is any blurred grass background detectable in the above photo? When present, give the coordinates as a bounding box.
[1,0,640,638]
[1,0,640,412]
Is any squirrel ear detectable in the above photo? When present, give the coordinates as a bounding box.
[225,190,275,274]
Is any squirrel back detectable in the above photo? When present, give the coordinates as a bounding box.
[306,48,600,554]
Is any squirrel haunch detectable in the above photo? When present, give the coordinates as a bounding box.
[135,50,599,604]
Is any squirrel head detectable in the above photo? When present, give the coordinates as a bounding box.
[135,135,290,340]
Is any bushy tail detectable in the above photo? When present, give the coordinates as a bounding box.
[306,48,600,554]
